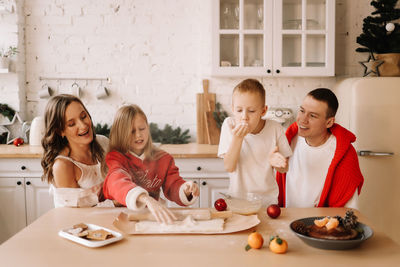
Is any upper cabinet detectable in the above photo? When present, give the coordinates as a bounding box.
[212,0,335,77]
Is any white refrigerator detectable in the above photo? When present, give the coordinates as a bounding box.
[334,77,400,244]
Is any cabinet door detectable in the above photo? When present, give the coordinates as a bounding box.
[199,178,229,208]
[273,0,335,76]
[0,178,26,244]
[25,178,54,225]
[163,178,200,208]
[213,0,274,76]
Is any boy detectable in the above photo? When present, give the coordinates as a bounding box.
[218,79,292,205]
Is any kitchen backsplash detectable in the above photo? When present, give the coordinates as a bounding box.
[0,0,376,141]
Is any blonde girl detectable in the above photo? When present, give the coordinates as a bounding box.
[103,104,199,223]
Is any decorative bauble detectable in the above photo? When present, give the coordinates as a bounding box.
[386,23,395,32]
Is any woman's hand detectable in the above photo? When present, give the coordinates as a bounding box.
[183,181,199,198]
[138,194,177,224]
[269,146,289,173]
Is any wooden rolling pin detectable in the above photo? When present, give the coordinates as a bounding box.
[127,209,232,221]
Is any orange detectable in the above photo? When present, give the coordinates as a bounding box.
[314,217,329,227]
[246,232,264,250]
[269,236,288,254]
[325,217,339,230]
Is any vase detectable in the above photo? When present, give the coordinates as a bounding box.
[0,57,9,69]
[375,53,400,77]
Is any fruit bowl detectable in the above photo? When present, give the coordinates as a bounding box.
[290,217,373,250]
[225,193,262,215]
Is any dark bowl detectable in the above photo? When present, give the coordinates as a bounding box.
[290,216,374,250]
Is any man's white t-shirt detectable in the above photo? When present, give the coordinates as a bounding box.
[218,118,292,205]
[285,134,358,208]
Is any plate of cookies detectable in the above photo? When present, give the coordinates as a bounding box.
[58,223,123,247]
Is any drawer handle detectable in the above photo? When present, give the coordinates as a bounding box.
[17,181,22,185]
[197,166,202,171]
[202,181,207,186]
[26,181,31,186]
[21,166,26,170]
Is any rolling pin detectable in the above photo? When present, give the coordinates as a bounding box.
[127,208,232,221]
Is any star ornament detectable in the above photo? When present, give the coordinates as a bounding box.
[359,53,384,77]
[2,113,29,144]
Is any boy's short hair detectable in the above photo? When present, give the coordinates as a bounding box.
[233,79,265,106]
[307,88,339,118]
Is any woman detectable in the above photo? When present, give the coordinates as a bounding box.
[41,94,109,207]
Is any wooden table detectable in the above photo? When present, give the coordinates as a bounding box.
[0,207,399,267]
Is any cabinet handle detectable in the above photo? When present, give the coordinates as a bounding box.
[202,181,207,186]
[197,166,202,171]
[26,181,31,186]
[21,166,26,170]
[267,69,271,73]
[17,181,22,185]
[276,69,281,74]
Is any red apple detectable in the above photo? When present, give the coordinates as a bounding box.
[214,198,227,211]
[13,138,24,147]
[267,204,281,219]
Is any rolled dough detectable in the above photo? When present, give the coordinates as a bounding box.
[135,215,224,233]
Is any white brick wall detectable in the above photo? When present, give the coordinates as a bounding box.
[0,0,379,140]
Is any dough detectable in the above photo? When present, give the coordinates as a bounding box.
[134,215,224,233]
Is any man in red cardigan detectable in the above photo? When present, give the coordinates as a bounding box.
[275,88,363,208]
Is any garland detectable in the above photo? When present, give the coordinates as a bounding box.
[0,103,15,121]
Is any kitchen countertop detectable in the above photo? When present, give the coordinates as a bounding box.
[0,207,399,267]
[0,143,219,158]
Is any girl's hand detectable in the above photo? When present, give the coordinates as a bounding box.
[269,146,289,173]
[183,181,199,198]
[138,194,177,224]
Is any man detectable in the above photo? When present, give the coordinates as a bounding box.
[275,88,364,208]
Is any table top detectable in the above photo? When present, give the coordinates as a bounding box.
[0,207,399,267]
[0,143,219,158]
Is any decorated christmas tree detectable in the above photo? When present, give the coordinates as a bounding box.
[356,0,400,53]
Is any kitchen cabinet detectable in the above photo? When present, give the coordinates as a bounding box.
[0,158,54,244]
[212,0,335,76]
[164,158,229,208]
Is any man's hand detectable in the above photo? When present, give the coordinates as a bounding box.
[269,146,289,173]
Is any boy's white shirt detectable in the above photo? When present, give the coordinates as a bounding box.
[125,151,197,210]
[218,117,292,205]
[285,135,359,209]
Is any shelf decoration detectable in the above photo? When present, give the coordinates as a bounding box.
[149,123,190,144]
[359,52,384,77]
[1,112,30,144]
[356,0,400,76]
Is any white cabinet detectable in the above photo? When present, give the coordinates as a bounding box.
[212,0,335,76]
[0,158,54,244]
[164,158,229,208]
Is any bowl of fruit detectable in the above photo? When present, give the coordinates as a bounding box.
[290,210,373,250]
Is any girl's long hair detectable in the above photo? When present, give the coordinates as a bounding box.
[109,104,163,161]
[41,94,106,184]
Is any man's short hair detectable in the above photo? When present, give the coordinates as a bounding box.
[233,79,265,106]
[307,88,339,118]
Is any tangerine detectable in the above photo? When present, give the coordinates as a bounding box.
[325,217,339,230]
[269,236,288,254]
[246,232,264,250]
[314,217,329,227]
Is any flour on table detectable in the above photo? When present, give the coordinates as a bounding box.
[134,215,224,233]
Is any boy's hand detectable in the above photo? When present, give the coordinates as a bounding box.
[269,146,288,173]
[229,119,250,138]
[184,181,199,197]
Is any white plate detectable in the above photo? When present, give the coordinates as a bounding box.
[58,223,123,247]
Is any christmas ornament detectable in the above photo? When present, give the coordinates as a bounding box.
[386,23,395,32]
[13,137,24,146]
[359,53,384,77]
[1,113,30,144]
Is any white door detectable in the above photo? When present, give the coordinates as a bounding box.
[25,178,54,225]
[349,77,400,244]
[0,178,26,244]
[199,178,229,208]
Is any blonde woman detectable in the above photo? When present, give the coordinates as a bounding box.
[41,94,108,207]
[103,104,199,224]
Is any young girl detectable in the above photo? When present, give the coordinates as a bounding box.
[41,94,109,207]
[103,104,199,224]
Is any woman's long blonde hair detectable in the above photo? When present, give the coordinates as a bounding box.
[41,94,106,184]
[109,104,162,160]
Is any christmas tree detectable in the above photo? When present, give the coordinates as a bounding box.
[356,0,400,53]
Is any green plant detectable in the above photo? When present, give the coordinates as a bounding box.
[213,102,228,129]
[0,103,15,121]
[94,123,111,137]
[150,123,191,144]
[0,46,18,58]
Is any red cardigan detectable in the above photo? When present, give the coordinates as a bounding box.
[276,122,364,207]
[103,150,186,206]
